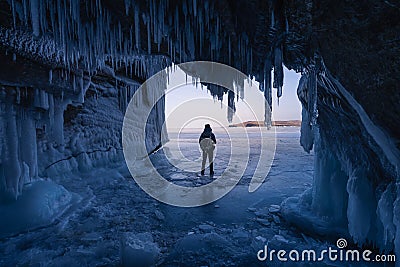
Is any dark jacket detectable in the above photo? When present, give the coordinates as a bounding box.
[199,128,216,144]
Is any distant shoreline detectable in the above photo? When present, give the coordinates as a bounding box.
[166,120,301,131]
[229,120,301,127]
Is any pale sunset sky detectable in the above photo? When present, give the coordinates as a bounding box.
[165,66,302,130]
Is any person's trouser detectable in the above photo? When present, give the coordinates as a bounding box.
[201,150,214,174]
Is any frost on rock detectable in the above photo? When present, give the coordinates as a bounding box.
[297,63,318,153]
[0,72,90,200]
[0,180,73,238]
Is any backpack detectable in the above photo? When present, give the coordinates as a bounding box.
[200,138,215,151]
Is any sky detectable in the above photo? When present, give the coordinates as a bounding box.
[165,66,301,130]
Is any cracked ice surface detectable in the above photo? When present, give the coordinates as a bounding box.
[0,127,329,266]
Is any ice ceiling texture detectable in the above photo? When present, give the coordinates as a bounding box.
[0,0,399,259]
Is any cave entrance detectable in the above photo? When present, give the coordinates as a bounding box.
[163,65,302,157]
[152,64,313,226]
[165,66,302,131]
[160,63,309,193]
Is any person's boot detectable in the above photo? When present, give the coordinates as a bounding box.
[210,163,214,176]
[201,170,205,176]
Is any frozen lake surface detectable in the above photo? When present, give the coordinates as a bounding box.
[0,127,335,266]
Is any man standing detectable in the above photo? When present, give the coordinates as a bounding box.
[199,124,216,176]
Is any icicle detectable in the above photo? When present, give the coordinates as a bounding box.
[277,86,282,99]
[79,75,84,103]
[3,100,22,199]
[250,48,253,73]
[173,3,178,32]
[40,89,49,109]
[134,7,140,50]
[20,112,38,178]
[49,69,53,84]
[124,0,130,15]
[158,3,164,51]
[30,0,40,37]
[147,17,151,54]
[11,0,16,28]
[199,9,203,52]
[271,7,275,29]
[273,46,284,98]
[118,22,122,52]
[285,15,289,33]
[182,0,187,16]
[227,90,236,123]
[22,0,27,25]
[264,59,272,127]
[33,88,40,108]
[15,87,20,104]
[72,75,76,92]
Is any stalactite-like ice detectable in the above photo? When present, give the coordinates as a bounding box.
[273,46,283,98]
[227,90,235,123]
[263,59,272,127]
[29,0,40,37]
[20,112,38,179]
[3,102,22,200]
[283,59,400,260]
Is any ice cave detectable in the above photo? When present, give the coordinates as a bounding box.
[0,0,399,266]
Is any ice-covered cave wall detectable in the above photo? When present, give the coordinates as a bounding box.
[0,0,399,258]
[0,0,172,200]
[0,51,169,201]
[282,59,400,252]
[280,1,400,259]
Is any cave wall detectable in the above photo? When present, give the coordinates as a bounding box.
[311,0,400,143]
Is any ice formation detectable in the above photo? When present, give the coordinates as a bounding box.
[0,0,398,262]
[282,59,400,259]
[1,0,289,126]
[0,180,74,237]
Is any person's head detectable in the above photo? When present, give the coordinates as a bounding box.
[204,124,212,132]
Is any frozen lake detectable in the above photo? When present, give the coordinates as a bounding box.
[155,126,314,225]
[0,126,322,266]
